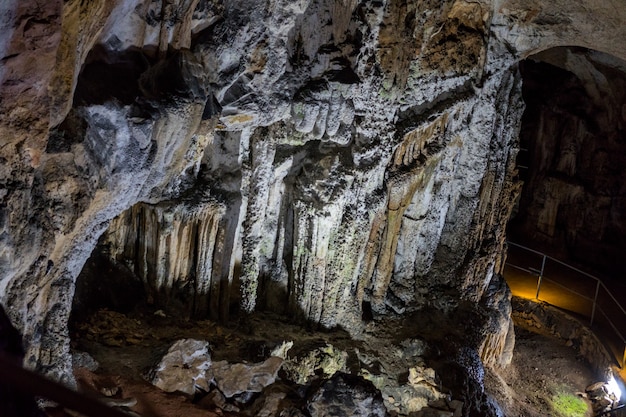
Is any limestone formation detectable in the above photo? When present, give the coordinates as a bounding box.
[282,343,348,385]
[306,372,389,417]
[0,0,625,414]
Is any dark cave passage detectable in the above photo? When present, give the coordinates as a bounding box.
[505,47,626,377]
[508,46,626,279]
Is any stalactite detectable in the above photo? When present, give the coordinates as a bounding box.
[102,197,234,319]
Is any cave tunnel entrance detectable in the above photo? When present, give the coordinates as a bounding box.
[508,45,626,278]
[505,46,626,369]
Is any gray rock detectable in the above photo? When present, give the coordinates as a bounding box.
[245,381,307,417]
[150,339,211,395]
[449,399,464,417]
[198,390,240,413]
[2,0,626,400]
[246,390,287,417]
[211,356,284,398]
[586,381,608,398]
[71,350,99,372]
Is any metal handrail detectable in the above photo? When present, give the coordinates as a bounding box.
[541,276,595,303]
[505,241,626,368]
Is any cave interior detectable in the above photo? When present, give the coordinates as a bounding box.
[2,2,626,417]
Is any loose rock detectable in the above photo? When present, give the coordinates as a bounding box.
[210,356,284,399]
[150,339,211,395]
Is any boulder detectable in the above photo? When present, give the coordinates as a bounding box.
[282,344,348,385]
[586,381,608,399]
[197,390,240,413]
[211,356,284,398]
[150,339,211,395]
[71,350,99,372]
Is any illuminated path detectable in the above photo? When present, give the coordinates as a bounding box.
[503,242,626,385]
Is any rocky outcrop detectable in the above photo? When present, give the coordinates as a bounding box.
[1,0,214,385]
[210,356,284,398]
[149,338,283,398]
[102,195,235,320]
[0,1,625,412]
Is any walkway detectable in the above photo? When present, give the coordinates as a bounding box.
[503,242,626,382]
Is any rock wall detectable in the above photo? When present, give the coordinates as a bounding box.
[0,0,625,391]
[95,0,524,341]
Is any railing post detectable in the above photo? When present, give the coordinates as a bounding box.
[590,279,600,327]
[535,254,546,300]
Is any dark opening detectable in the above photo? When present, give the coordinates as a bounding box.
[508,46,626,278]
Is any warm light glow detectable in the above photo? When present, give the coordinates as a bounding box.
[608,374,623,402]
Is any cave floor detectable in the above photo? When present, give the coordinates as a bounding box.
[62,308,597,417]
[486,327,595,417]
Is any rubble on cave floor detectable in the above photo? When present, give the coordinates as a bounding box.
[67,307,601,417]
[67,307,464,416]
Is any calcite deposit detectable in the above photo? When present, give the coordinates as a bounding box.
[1,0,625,415]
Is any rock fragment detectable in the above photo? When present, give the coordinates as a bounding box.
[210,356,284,399]
[150,339,211,395]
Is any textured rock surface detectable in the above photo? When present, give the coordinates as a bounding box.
[102,196,232,319]
[210,356,284,398]
[0,0,625,411]
[282,343,348,385]
[150,338,211,395]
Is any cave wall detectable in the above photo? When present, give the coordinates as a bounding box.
[510,48,626,275]
[1,0,625,385]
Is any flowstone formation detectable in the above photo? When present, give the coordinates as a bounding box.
[1,0,626,415]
